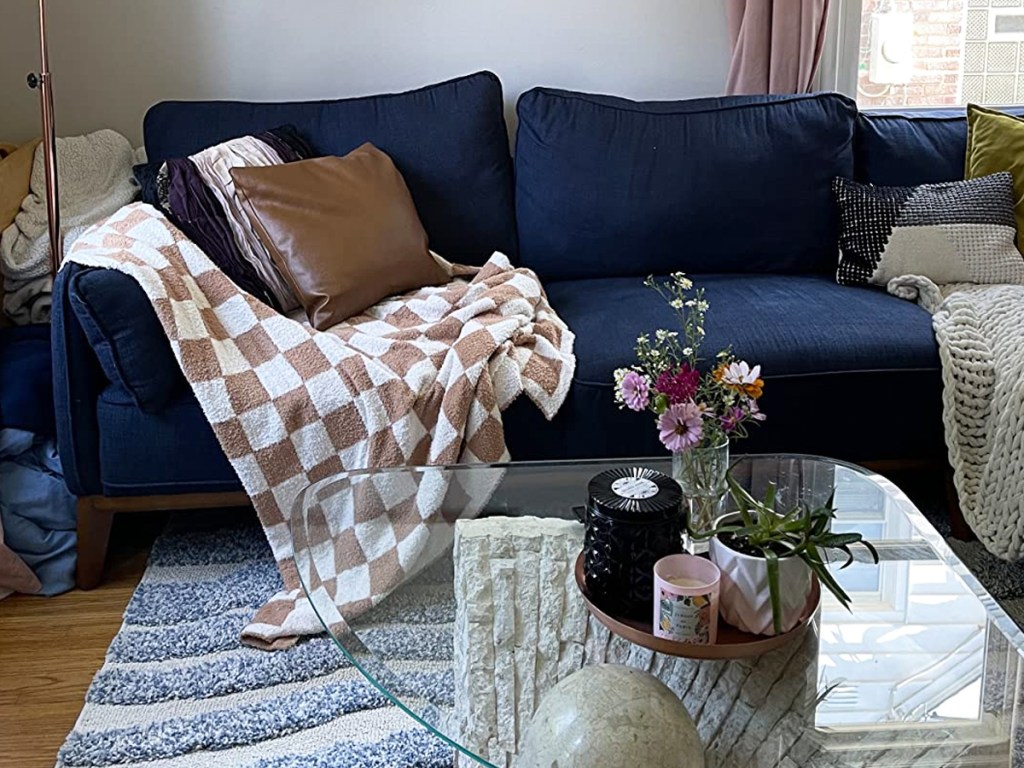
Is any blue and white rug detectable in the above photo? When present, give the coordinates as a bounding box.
[56,514,456,768]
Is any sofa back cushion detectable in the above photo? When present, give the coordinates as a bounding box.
[143,72,516,264]
[856,106,1024,186]
[514,89,857,281]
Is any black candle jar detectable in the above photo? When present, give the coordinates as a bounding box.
[577,467,685,621]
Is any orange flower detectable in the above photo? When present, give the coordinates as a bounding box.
[717,361,764,400]
[738,379,764,399]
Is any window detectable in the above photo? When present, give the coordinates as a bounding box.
[823,0,1024,107]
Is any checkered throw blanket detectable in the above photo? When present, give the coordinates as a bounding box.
[67,203,575,649]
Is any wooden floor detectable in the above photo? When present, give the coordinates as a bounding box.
[0,514,164,768]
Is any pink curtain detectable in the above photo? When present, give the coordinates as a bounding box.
[725,0,831,95]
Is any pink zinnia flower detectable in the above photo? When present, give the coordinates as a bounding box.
[655,365,700,405]
[618,370,651,412]
[658,402,704,453]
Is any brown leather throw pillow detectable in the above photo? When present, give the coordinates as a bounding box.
[230,143,449,330]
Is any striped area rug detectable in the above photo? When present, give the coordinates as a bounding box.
[56,514,456,768]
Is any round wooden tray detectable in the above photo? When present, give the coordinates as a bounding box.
[574,552,820,660]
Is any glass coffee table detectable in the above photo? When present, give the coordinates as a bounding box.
[290,455,1024,767]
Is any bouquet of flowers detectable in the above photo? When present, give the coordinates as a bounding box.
[613,273,766,454]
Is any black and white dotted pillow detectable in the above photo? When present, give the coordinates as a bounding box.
[833,172,1024,287]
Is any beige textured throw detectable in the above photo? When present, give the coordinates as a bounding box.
[67,203,575,648]
[889,274,1024,560]
[1,130,138,324]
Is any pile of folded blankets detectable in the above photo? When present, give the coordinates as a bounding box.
[0,132,139,597]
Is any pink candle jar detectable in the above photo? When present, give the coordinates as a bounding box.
[653,554,721,644]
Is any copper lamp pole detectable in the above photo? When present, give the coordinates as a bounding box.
[26,0,61,278]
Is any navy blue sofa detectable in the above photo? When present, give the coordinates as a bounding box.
[55,71,999,586]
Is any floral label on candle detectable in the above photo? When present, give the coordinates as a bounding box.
[657,588,712,644]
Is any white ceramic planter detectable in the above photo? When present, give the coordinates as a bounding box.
[708,516,812,636]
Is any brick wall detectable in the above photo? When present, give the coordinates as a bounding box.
[857,0,965,107]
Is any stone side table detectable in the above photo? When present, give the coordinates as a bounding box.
[450,516,1007,767]
[452,517,820,768]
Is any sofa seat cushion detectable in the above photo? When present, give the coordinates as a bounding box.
[97,385,240,496]
[551,273,939,381]
[143,71,516,265]
[500,274,944,463]
[502,366,944,464]
[515,89,857,281]
[90,273,945,496]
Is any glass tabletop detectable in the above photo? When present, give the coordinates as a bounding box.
[290,455,1024,767]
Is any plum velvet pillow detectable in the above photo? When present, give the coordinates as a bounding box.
[230,143,449,330]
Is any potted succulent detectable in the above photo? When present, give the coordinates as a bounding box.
[702,474,879,636]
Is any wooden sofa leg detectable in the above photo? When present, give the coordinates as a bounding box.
[945,469,976,542]
[76,497,114,590]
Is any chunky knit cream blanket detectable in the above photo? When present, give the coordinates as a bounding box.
[889,275,1024,559]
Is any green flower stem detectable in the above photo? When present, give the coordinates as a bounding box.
[673,440,729,536]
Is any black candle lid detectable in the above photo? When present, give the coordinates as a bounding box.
[588,467,682,524]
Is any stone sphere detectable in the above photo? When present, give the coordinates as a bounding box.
[517,664,704,768]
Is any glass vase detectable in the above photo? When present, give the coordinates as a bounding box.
[672,438,730,554]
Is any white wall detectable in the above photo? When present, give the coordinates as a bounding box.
[0,0,730,146]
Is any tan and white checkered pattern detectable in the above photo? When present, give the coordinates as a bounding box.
[68,203,575,649]
[291,463,508,648]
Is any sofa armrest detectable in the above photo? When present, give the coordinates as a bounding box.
[52,264,105,496]
[68,267,183,414]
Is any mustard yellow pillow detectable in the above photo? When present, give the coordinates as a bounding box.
[965,104,1024,244]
